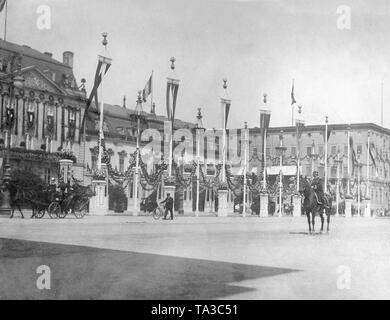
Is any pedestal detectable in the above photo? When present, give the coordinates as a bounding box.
[89,180,108,216]
[293,195,302,217]
[345,198,353,218]
[163,184,176,212]
[217,189,229,217]
[364,199,371,217]
[259,193,269,217]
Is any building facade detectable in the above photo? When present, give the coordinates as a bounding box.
[0,40,86,184]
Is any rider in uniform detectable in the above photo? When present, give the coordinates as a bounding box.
[311,171,329,208]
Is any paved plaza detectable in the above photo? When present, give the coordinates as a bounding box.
[0,215,390,300]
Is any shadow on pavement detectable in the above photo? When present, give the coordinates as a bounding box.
[0,238,298,300]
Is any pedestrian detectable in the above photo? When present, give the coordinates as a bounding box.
[160,193,174,220]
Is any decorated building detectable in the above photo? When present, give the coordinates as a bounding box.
[0,39,86,183]
[260,122,390,215]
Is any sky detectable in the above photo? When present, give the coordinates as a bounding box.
[3,0,390,129]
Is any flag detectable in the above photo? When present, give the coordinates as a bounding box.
[222,102,231,129]
[369,143,378,178]
[0,0,6,12]
[321,128,332,143]
[142,72,153,102]
[291,80,296,105]
[166,79,179,122]
[349,136,357,175]
[80,59,111,132]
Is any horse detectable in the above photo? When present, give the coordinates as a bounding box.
[299,177,333,234]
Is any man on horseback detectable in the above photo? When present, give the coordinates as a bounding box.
[311,171,329,209]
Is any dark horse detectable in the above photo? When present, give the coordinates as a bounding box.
[300,177,333,233]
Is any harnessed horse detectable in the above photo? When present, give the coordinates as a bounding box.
[299,177,333,233]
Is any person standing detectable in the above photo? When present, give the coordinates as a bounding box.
[161,193,174,220]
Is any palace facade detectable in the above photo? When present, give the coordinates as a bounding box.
[0,39,86,183]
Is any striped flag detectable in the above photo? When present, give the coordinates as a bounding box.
[142,72,153,102]
[291,80,296,105]
[166,79,179,122]
[80,58,111,132]
[369,143,378,178]
[0,0,6,12]
[349,136,357,175]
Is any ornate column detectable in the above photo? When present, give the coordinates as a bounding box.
[275,131,287,217]
[259,94,271,218]
[217,79,231,217]
[294,106,305,217]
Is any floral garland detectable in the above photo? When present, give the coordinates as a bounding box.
[173,160,197,189]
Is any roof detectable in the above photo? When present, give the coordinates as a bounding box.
[86,102,196,139]
[250,123,390,136]
[0,39,81,95]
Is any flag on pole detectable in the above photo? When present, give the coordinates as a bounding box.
[369,142,378,178]
[291,80,296,105]
[321,128,332,143]
[349,136,357,175]
[80,59,111,131]
[0,0,6,12]
[166,79,179,122]
[142,72,153,102]
[222,102,231,129]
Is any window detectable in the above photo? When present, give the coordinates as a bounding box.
[119,157,124,173]
[318,145,324,156]
[44,168,51,184]
[331,166,337,178]
[291,147,296,156]
[91,155,97,170]
[344,145,348,155]
[331,145,337,155]
[357,144,363,155]
[307,147,312,156]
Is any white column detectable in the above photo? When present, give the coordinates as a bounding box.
[324,116,328,192]
[243,125,248,217]
[365,131,371,217]
[196,129,201,216]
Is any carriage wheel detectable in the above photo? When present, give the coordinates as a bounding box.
[74,201,88,219]
[57,208,68,219]
[35,209,46,219]
[48,202,61,219]
[153,207,163,220]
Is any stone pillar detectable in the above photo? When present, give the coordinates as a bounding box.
[217,189,229,217]
[89,180,108,216]
[259,193,269,217]
[292,194,302,217]
[364,198,371,217]
[59,159,73,183]
[345,197,353,218]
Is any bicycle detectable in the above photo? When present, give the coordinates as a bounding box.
[150,204,164,220]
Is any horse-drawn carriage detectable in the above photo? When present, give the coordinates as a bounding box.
[10,178,93,219]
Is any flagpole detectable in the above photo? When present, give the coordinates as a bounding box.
[324,116,328,192]
[151,70,154,112]
[366,130,370,199]
[4,0,8,41]
[347,125,351,195]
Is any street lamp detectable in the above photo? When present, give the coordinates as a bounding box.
[0,54,25,216]
[357,150,363,217]
[275,130,287,217]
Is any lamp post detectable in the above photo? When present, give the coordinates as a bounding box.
[0,54,25,216]
[275,130,287,217]
[195,108,205,217]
